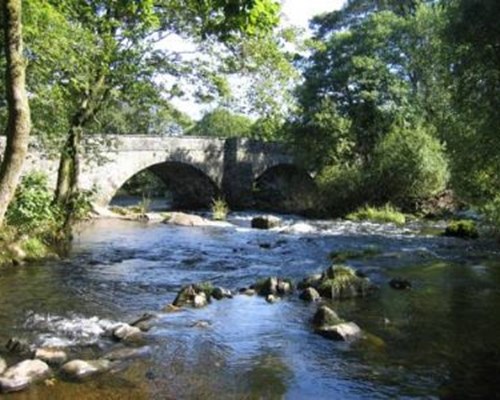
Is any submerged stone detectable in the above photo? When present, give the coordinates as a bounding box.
[315,322,362,342]
[61,359,111,381]
[389,278,412,290]
[102,346,152,362]
[34,347,68,365]
[0,359,50,393]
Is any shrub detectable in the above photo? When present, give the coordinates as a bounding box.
[316,163,365,216]
[6,172,61,231]
[346,204,406,225]
[444,219,479,239]
[369,123,449,209]
[211,198,229,221]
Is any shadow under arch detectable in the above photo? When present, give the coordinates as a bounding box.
[254,164,317,215]
[111,161,221,210]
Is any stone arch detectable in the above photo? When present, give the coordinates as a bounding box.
[87,155,221,209]
[253,164,317,214]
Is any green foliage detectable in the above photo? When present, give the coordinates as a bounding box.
[21,237,50,260]
[444,219,479,240]
[119,170,167,197]
[481,196,500,235]
[188,108,253,138]
[315,164,365,216]
[6,173,61,231]
[369,122,449,207]
[211,198,229,221]
[346,204,406,225]
[441,0,500,212]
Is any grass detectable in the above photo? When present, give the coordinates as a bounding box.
[346,204,406,225]
[319,265,375,299]
[211,198,229,221]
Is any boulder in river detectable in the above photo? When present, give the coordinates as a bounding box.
[251,216,281,230]
[112,323,143,342]
[34,347,68,365]
[61,359,111,381]
[315,322,363,342]
[0,359,50,393]
[211,287,233,300]
[253,277,293,297]
[266,294,280,304]
[318,265,377,300]
[299,287,321,302]
[172,284,210,308]
[312,305,342,327]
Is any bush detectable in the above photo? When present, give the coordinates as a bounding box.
[211,198,229,221]
[6,172,61,231]
[316,163,365,216]
[346,204,406,225]
[444,219,479,239]
[369,123,449,209]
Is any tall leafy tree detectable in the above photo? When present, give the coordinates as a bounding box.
[0,0,31,226]
[188,107,253,138]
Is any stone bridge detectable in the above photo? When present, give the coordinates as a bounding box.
[0,135,315,212]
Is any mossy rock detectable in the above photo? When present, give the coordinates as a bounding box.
[318,265,377,300]
[443,220,479,239]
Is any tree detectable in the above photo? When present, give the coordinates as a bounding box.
[0,0,31,226]
[443,0,500,208]
[48,0,282,224]
[188,107,253,138]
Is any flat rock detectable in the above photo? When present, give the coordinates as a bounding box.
[34,348,68,365]
[316,322,362,342]
[61,359,111,381]
[0,359,50,393]
[164,212,211,227]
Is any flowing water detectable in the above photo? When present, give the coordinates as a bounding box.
[0,214,499,399]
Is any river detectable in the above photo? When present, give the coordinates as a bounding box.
[0,213,499,399]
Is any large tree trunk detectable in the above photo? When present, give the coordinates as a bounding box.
[0,0,31,227]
